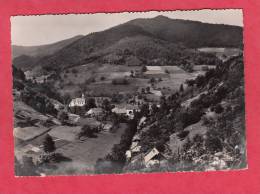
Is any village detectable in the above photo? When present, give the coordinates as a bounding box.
[14,61,220,175]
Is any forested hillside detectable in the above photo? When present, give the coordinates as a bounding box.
[13,16,242,73]
[94,55,246,173]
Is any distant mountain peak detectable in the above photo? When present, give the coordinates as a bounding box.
[153,15,170,20]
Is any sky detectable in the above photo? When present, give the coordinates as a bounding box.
[11,9,243,46]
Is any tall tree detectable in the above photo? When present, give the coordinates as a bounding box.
[43,134,56,153]
[179,84,184,92]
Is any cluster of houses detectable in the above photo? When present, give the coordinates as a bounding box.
[68,93,141,120]
[24,70,52,84]
[124,129,167,170]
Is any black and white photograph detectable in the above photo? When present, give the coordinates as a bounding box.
[12,10,246,176]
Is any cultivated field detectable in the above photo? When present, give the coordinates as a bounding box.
[151,65,212,94]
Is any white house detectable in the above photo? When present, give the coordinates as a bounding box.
[69,94,86,107]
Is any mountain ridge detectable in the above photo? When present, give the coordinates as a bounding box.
[12,16,243,72]
[12,35,84,59]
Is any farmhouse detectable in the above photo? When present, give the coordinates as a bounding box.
[69,94,86,107]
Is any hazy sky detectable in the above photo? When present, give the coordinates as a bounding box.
[11,9,243,46]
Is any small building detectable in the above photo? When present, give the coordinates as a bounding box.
[86,108,104,117]
[112,104,140,119]
[68,113,80,123]
[102,123,113,131]
[69,94,86,107]
[144,148,160,164]
[144,66,168,78]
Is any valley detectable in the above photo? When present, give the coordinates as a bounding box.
[12,15,245,176]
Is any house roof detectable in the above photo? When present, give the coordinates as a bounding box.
[112,107,127,114]
[145,70,165,75]
[86,108,103,115]
[69,97,86,107]
[146,66,162,71]
[144,148,160,163]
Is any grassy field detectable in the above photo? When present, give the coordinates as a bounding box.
[153,66,196,94]
[57,63,212,100]
[46,123,128,175]
[57,63,143,96]
[16,122,128,175]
